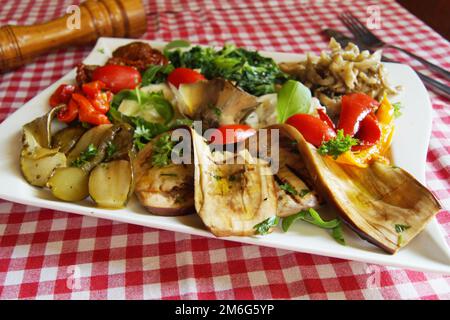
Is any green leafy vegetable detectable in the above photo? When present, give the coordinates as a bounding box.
[151,133,177,167]
[141,64,175,86]
[132,117,168,150]
[167,44,289,96]
[105,141,117,160]
[253,216,280,235]
[112,89,174,124]
[318,129,358,159]
[276,80,312,123]
[71,144,98,167]
[332,224,346,245]
[279,182,298,195]
[395,224,410,233]
[163,39,191,57]
[282,208,345,245]
[392,102,402,118]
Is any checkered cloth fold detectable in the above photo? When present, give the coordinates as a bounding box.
[0,0,449,299]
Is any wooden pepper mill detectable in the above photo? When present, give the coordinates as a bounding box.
[0,0,148,73]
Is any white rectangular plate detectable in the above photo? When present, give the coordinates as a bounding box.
[0,37,449,274]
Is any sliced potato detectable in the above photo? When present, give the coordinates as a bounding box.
[47,167,89,201]
[89,160,132,208]
[20,152,66,187]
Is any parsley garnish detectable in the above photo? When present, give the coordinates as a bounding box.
[71,144,97,167]
[279,182,297,195]
[299,189,310,197]
[254,216,280,235]
[212,107,222,117]
[105,141,117,160]
[392,102,402,118]
[395,224,411,233]
[151,133,176,167]
[318,129,358,159]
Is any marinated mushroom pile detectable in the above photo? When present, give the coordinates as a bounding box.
[20,40,441,254]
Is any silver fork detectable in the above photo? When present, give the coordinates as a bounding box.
[339,11,450,81]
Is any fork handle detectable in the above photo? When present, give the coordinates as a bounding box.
[387,44,450,81]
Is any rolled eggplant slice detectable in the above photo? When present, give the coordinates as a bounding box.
[191,128,277,236]
[275,166,319,217]
[134,133,195,216]
[272,124,442,254]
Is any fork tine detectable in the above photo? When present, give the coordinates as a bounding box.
[341,12,367,38]
[344,11,372,37]
[339,13,364,39]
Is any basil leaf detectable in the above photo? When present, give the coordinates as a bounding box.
[163,39,191,56]
[276,80,311,123]
[140,92,174,124]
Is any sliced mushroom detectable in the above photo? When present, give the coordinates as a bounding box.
[134,132,195,216]
[172,79,259,128]
[191,128,277,236]
[272,124,442,254]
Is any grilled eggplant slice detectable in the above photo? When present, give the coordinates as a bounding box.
[89,160,133,208]
[191,128,277,236]
[134,132,195,216]
[21,153,66,187]
[273,124,442,254]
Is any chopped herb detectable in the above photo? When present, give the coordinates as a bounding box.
[392,102,402,118]
[254,216,280,235]
[160,173,178,177]
[97,48,105,54]
[282,208,344,245]
[299,189,310,197]
[279,182,297,195]
[395,224,410,246]
[105,141,117,160]
[395,224,411,233]
[212,174,223,181]
[212,106,222,117]
[81,122,91,129]
[71,144,97,167]
[151,133,176,167]
[318,129,359,159]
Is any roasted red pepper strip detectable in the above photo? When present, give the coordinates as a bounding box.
[49,84,76,107]
[317,108,335,130]
[337,93,378,136]
[57,99,79,123]
[71,93,110,125]
[82,81,106,98]
[352,113,381,151]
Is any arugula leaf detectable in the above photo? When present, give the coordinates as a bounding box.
[151,133,177,167]
[318,129,358,159]
[392,102,402,118]
[282,208,344,245]
[276,80,311,123]
[254,216,280,235]
[71,144,98,167]
[163,39,191,56]
[141,64,175,86]
[332,224,346,245]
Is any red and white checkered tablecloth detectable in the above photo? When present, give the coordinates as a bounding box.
[0,0,449,300]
